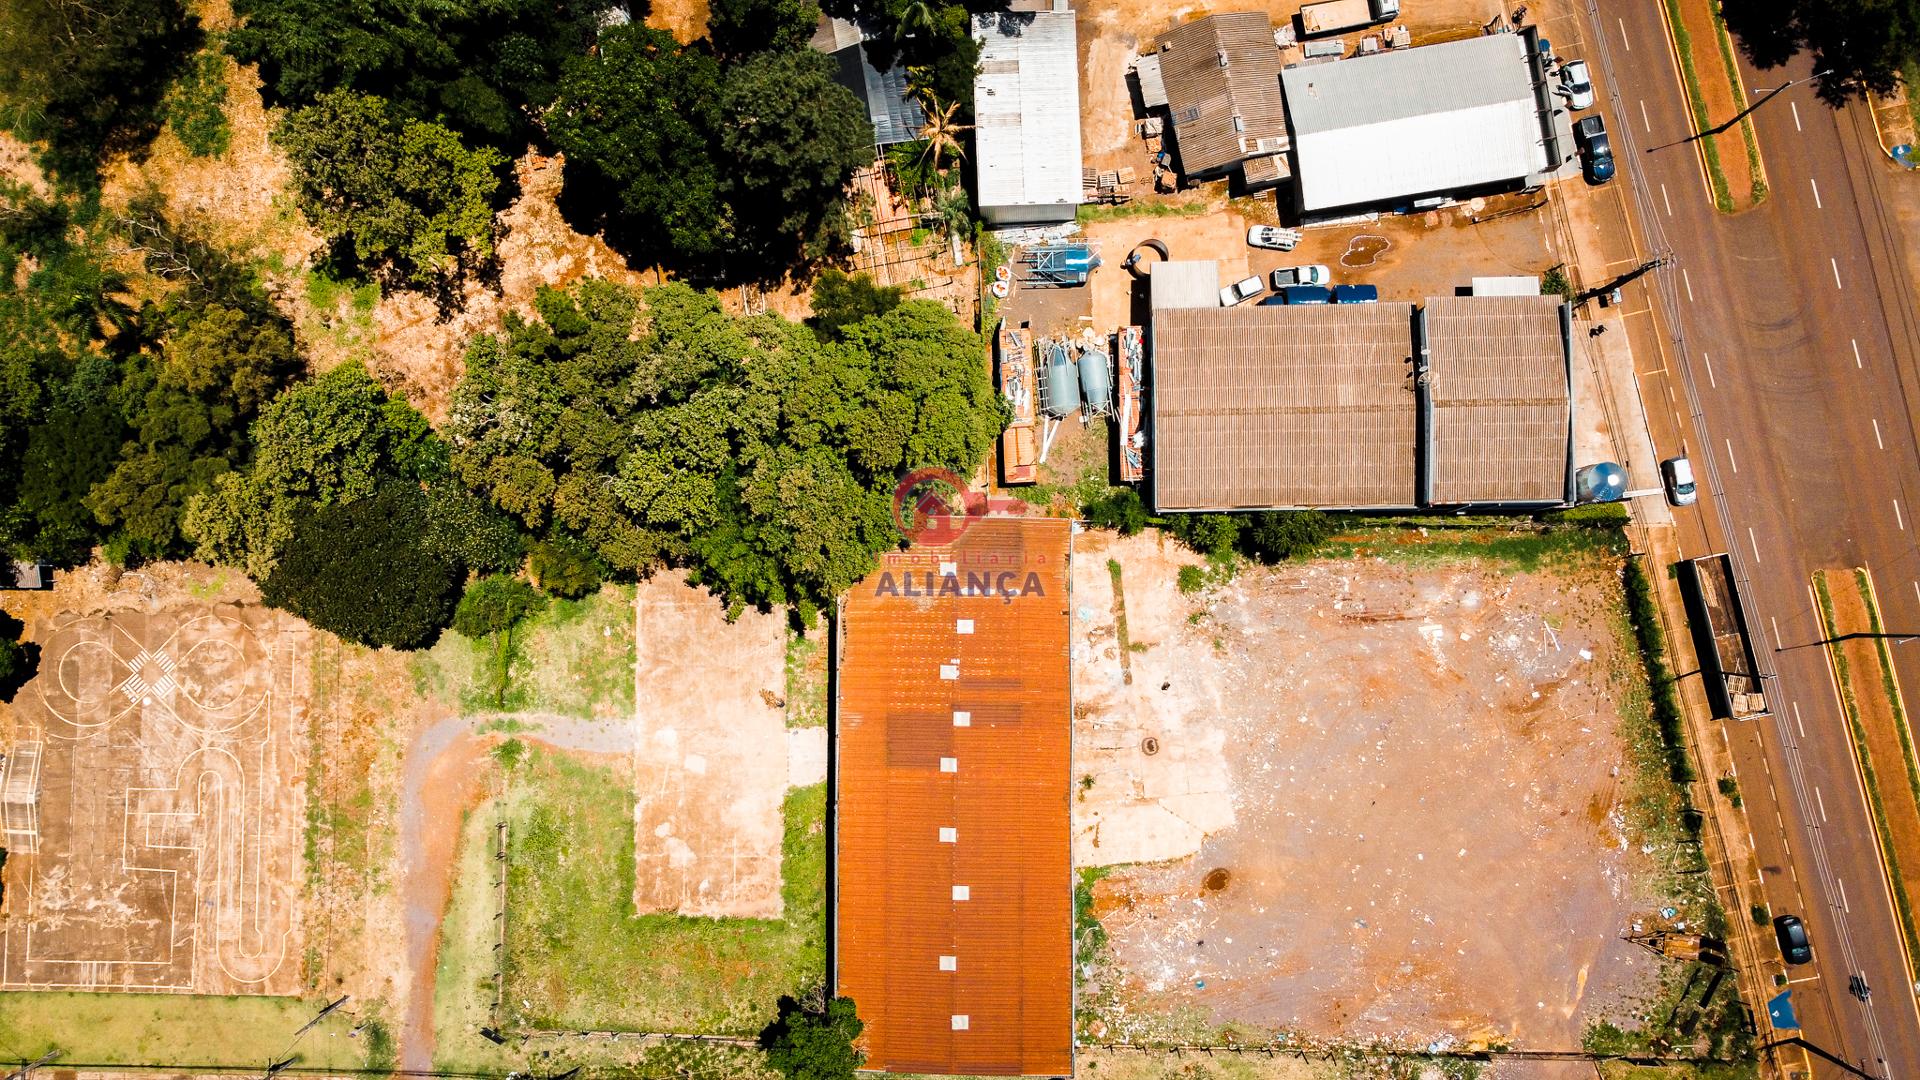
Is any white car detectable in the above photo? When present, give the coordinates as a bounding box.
[1560,59,1595,110]
[1662,455,1697,506]
[1270,264,1332,289]
[1219,275,1264,307]
[1246,225,1301,251]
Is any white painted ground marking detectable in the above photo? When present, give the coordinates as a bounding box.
[1853,338,1863,368]
[1874,418,1884,449]
[1837,876,1849,913]
[1913,579,1919,607]
[1662,183,1674,216]
[1749,526,1762,564]
[1619,17,1630,49]
[1811,177,1822,208]
[1771,616,1784,649]
[1703,351,1715,386]
[1682,267,1694,301]
[1816,786,1827,823]
[1725,437,1737,472]
[1832,257,1843,290]
[1640,99,1652,133]
[1897,499,1906,531]
[1791,100,1801,131]
[1795,700,1806,739]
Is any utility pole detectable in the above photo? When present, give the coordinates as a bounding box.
[4,1049,61,1080]
[1575,253,1673,306]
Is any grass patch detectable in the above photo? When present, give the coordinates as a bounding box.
[1813,572,1920,973]
[1624,557,1696,785]
[785,615,829,729]
[1075,198,1212,226]
[1706,7,1768,205]
[412,585,635,717]
[0,992,376,1069]
[501,746,825,1035]
[1582,957,1753,1071]
[1662,0,1736,213]
[1311,519,1629,572]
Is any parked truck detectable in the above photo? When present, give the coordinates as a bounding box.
[1297,0,1398,37]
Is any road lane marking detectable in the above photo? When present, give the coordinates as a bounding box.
[1816,786,1827,822]
[1639,99,1651,133]
[1704,351,1716,387]
[1662,183,1673,216]
[1874,418,1884,448]
[1832,257,1843,289]
[1795,700,1806,739]
[1725,437,1737,472]
[1618,17,1629,49]
[1771,616,1783,649]
[1749,526,1762,563]
[1791,100,1802,131]
[1837,876,1849,912]
[1682,267,1694,301]
[1899,499,1907,530]
[1811,177,1822,208]
[1853,338,1863,367]
[1913,580,1919,607]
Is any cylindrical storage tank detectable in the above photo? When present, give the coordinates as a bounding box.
[1078,345,1112,413]
[1042,346,1081,417]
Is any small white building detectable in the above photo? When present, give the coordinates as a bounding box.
[972,2,1083,227]
[1281,32,1558,216]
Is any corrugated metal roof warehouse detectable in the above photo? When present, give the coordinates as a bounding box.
[972,5,1083,227]
[833,517,1074,1077]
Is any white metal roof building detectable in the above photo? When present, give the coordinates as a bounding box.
[1280,33,1555,214]
[972,5,1084,227]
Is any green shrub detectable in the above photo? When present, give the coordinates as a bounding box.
[165,45,230,156]
[453,574,545,640]
[261,485,462,650]
[1082,488,1148,535]
[1177,565,1206,595]
[1751,903,1770,925]
[1623,556,1696,785]
[528,536,605,598]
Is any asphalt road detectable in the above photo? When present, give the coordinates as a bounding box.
[1579,0,1920,1074]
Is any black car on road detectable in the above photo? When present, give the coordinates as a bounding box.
[1575,115,1614,185]
[1773,913,1813,965]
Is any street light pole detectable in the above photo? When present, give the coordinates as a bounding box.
[1646,69,1834,153]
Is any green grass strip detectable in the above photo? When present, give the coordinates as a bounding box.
[1663,0,1736,212]
[1707,4,1768,204]
[1814,573,1920,973]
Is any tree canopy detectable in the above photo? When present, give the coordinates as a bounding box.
[261,484,463,650]
[447,278,1000,616]
[275,90,506,285]
[1724,0,1920,103]
[760,995,864,1080]
[453,574,545,639]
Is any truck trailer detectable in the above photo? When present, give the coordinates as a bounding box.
[1297,0,1398,37]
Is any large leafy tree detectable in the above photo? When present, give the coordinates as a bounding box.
[760,994,864,1080]
[719,50,873,262]
[0,0,203,179]
[275,90,505,285]
[709,0,823,56]
[261,483,463,649]
[1723,0,1920,104]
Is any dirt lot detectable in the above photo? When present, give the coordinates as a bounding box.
[1073,530,1675,1049]
[0,602,308,995]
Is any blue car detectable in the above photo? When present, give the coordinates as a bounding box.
[1283,285,1332,305]
[1332,284,1379,304]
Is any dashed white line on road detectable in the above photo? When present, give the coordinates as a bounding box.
[1639,99,1651,133]
[1811,177,1822,208]
[1682,266,1694,301]
[1619,17,1630,49]
[1816,786,1827,822]
[1874,418,1884,448]
[1725,437,1737,471]
[1791,100,1802,132]
[1704,352,1716,387]
[1897,499,1906,530]
[1795,700,1806,739]
[1837,876,1849,912]
[1662,182,1673,216]
[1749,526,1762,563]
[1832,257,1843,289]
[1853,338,1863,367]
[1913,579,1919,606]
[1771,616,1783,649]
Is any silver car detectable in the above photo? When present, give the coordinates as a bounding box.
[1560,59,1595,110]
[1662,455,1696,506]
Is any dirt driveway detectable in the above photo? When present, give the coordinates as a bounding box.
[1075,533,1671,1049]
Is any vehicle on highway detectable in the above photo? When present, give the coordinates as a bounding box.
[1661,455,1696,506]
[1575,115,1614,184]
[1220,276,1265,307]
[1270,264,1332,290]
[1246,225,1302,251]
[1332,284,1379,304]
[1559,60,1594,110]
[1774,914,1813,965]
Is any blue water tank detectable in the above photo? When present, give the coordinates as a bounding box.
[1575,461,1627,503]
[1078,346,1112,413]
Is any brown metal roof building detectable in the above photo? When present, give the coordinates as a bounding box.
[833,516,1073,1077]
[1148,303,1419,510]
[1421,295,1574,507]
[1146,296,1574,511]
[1153,11,1292,190]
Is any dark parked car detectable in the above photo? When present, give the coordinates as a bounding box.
[1332,284,1379,304]
[1575,114,1614,184]
[1774,914,1813,965]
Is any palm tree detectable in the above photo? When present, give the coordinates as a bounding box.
[915,94,973,173]
[895,0,937,41]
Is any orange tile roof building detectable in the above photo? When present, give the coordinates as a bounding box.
[833,516,1074,1077]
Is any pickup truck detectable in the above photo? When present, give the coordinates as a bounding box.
[1298,0,1399,37]
[1269,264,1331,290]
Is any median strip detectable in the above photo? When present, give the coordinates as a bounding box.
[1813,568,1920,982]
[1659,0,1766,211]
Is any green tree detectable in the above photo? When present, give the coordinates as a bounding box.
[16,405,126,564]
[760,994,863,1080]
[709,0,822,56]
[546,26,726,270]
[0,0,203,179]
[275,89,505,285]
[808,269,904,339]
[1242,510,1337,562]
[262,484,462,649]
[527,536,603,598]
[1723,0,1920,104]
[453,573,544,638]
[718,49,873,262]
[1082,488,1147,535]
[163,44,232,157]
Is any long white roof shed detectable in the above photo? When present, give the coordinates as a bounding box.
[1281,34,1553,213]
[973,6,1083,227]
